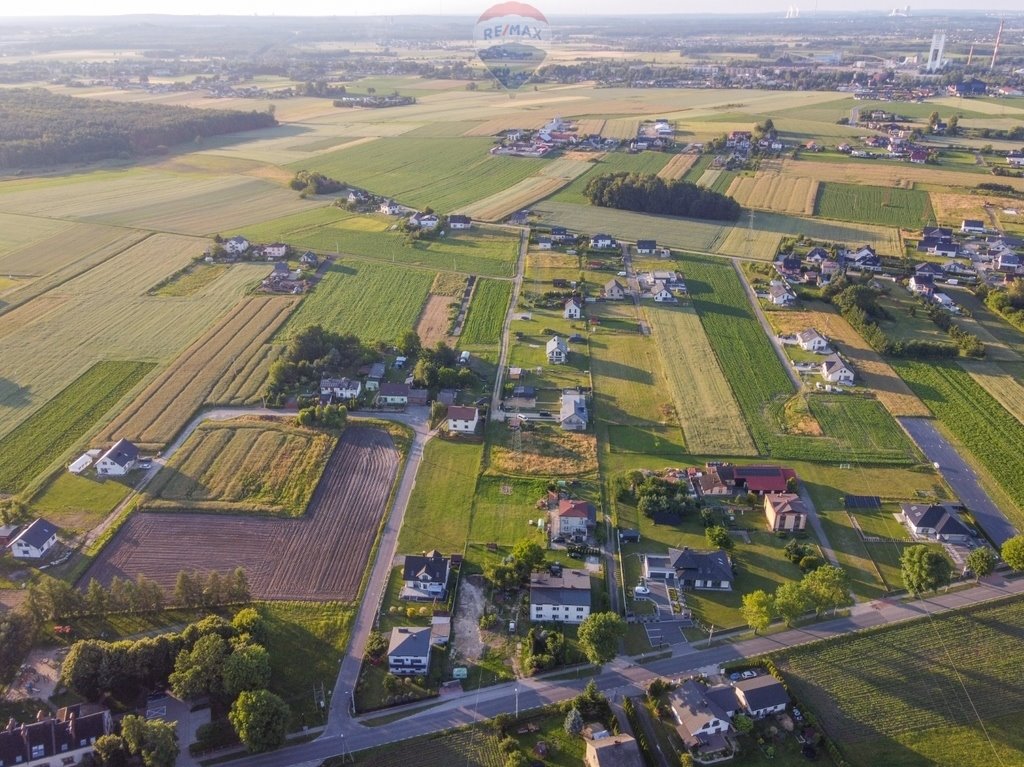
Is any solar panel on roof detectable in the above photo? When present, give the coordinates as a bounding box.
[844,495,881,509]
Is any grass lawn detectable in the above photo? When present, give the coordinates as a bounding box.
[469,476,563,546]
[29,472,133,535]
[397,439,483,553]
[814,182,935,230]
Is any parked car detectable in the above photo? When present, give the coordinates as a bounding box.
[633,586,650,596]
[741,670,758,679]
[538,411,552,417]
[617,271,627,276]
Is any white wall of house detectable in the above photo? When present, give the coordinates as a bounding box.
[529,603,590,623]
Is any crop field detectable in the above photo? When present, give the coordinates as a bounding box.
[645,303,757,455]
[417,294,456,347]
[289,137,546,213]
[0,214,75,262]
[765,308,930,417]
[815,182,934,230]
[398,439,482,553]
[100,295,298,450]
[684,257,916,463]
[350,727,503,767]
[893,360,1024,521]
[462,115,550,136]
[206,343,285,406]
[460,279,512,345]
[241,208,519,277]
[714,227,784,261]
[960,361,1024,426]
[551,151,672,205]
[740,210,903,256]
[656,153,698,180]
[0,168,314,235]
[726,169,818,215]
[779,157,1024,194]
[283,261,432,343]
[0,361,154,495]
[943,288,1024,362]
[489,424,598,477]
[144,419,335,516]
[589,323,673,427]
[151,264,229,296]
[772,596,1024,767]
[85,426,399,601]
[458,157,594,221]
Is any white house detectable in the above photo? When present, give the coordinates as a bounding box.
[96,438,139,476]
[546,336,569,364]
[448,215,472,230]
[0,705,113,767]
[563,297,583,319]
[68,453,93,475]
[559,390,588,431]
[376,383,409,406]
[387,627,432,675]
[529,569,592,624]
[768,283,794,306]
[909,274,934,295]
[408,212,440,229]
[299,251,319,267]
[7,518,58,560]
[652,281,677,303]
[552,500,595,538]
[263,242,288,259]
[537,237,553,250]
[603,279,626,300]
[900,503,974,543]
[796,328,830,353]
[447,405,480,434]
[401,550,451,601]
[590,233,615,249]
[320,377,362,400]
[820,354,855,384]
[379,200,402,215]
[733,676,790,719]
[961,219,986,234]
[224,236,250,255]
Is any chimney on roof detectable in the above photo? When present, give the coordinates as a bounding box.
[36,709,46,722]
[6,717,15,732]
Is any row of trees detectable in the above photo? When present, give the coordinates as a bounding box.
[92,716,178,767]
[584,172,742,222]
[0,88,276,169]
[741,565,853,633]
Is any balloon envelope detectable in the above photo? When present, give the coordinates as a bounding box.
[473,2,551,90]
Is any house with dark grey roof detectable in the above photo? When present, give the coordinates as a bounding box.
[388,626,432,675]
[7,518,58,560]
[669,680,736,762]
[585,734,645,767]
[0,704,112,767]
[529,569,591,623]
[900,503,974,543]
[636,240,657,254]
[96,438,139,476]
[376,382,409,407]
[448,214,472,230]
[733,674,790,718]
[644,548,733,591]
[401,550,451,601]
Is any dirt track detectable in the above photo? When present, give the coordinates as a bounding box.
[82,427,398,601]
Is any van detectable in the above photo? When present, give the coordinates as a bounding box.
[459,350,471,365]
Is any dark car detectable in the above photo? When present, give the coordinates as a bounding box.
[538,411,552,417]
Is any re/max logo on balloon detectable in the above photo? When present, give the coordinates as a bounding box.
[481,23,544,40]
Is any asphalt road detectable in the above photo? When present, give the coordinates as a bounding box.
[898,416,1018,546]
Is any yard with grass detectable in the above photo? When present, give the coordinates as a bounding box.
[28,472,133,535]
[461,279,514,346]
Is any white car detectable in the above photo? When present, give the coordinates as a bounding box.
[633,585,650,596]
[617,271,628,277]
[740,670,758,679]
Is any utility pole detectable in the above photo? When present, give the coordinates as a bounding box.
[514,686,520,718]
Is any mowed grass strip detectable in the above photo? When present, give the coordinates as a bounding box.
[460,279,512,345]
[0,360,154,494]
[284,260,433,343]
[145,419,335,516]
[960,360,1024,426]
[288,137,546,213]
[397,439,482,552]
[771,596,1024,767]
[589,326,674,427]
[893,359,1024,521]
[645,303,756,455]
[815,182,934,229]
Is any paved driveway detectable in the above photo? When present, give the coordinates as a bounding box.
[898,417,1017,546]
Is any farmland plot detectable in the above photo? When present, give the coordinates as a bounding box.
[284,261,432,343]
[716,210,902,258]
[589,326,674,428]
[780,157,1024,194]
[656,153,698,181]
[417,294,457,348]
[726,171,818,215]
[960,360,1024,426]
[145,419,335,516]
[206,343,285,406]
[100,295,298,450]
[85,426,399,602]
[0,213,74,262]
[458,156,594,222]
[551,151,672,205]
[0,361,154,495]
[460,279,513,346]
[815,182,934,230]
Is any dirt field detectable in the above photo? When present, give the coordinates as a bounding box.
[489,425,598,476]
[83,426,399,601]
[417,294,457,347]
[657,153,698,181]
[766,308,931,417]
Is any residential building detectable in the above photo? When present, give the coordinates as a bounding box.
[448,215,472,230]
[546,336,569,364]
[961,219,986,234]
[909,274,934,296]
[224,235,250,255]
[552,500,596,539]
[387,627,432,675]
[0,705,113,767]
[997,252,1020,273]
[299,251,319,267]
[401,550,451,601]
[821,354,855,384]
[669,680,736,763]
[95,438,139,476]
[529,569,592,624]
[408,388,429,406]
[768,283,794,306]
[263,243,288,259]
[564,297,583,319]
[636,240,657,254]
[0,523,20,548]
[900,503,974,543]
[585,735,645,767]
[796,328,830,352]
[643,548,734,591]
[320,377,361,400]
[408,212,439,229]
[733,675,790,718]
[843,246,882,272]
[379,200,402,215]
[536,236,553,250]
[560,390,588,431]
[603,279,626,300]
[590,234,615,249]
[618,529,641,543]
[731,464,797,494]
[509,385,537,408]
[364,361,386,391]
[447,405,480,434]
[915,262,945,278]
[7,518,58,560]
[805,247,829,263]
[550,226,573,242]
[376,382,409,407]
[652,281,677,303]
[764,493,808,532]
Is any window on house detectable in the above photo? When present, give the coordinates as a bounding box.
[31,744,45,759]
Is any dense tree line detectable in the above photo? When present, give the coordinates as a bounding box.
[584,172,741,221]
[981,281,1024,333]
[289,170,344,195]
[0,88,276,168]
[266,325,377,400]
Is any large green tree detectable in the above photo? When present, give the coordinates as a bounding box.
[230,689,290,753]
[120,715,179,767]
[92,734,130,767]
[1001,535,1024,571]
[577,612,626,665]
[801,565,853,615]
[169,633,228,700]
[900,545,952,595]
[740,590,773,635]
[223,643,272,700]
[966,547,996,582]
[773,582,811,626]
[705,525,734,551]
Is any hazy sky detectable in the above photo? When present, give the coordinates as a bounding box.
[3,0,1021,16]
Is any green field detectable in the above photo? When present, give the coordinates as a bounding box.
[0,360,154,495]
[397,439,482,552]
[283,261,433,343]
[469,476,554,545]
[289,137,546,213]
[460,279,513,346]
[144,419,336,516]
[28,472,132,535]
[241,208,519,278]
[815,182,935,230]
[892,359,1024,524]
[550,150,673,205]
[772,596,1024,767]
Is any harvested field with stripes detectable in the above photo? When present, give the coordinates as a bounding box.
[656,153,698,180]
[458,156,595,221]
[960,360,1024,426]
[462,115,550,136]
[100,295,298,450]
[83,426,399,602]
[602,118,640,139]
[780,157,1024,193]
[727,170,818,215]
